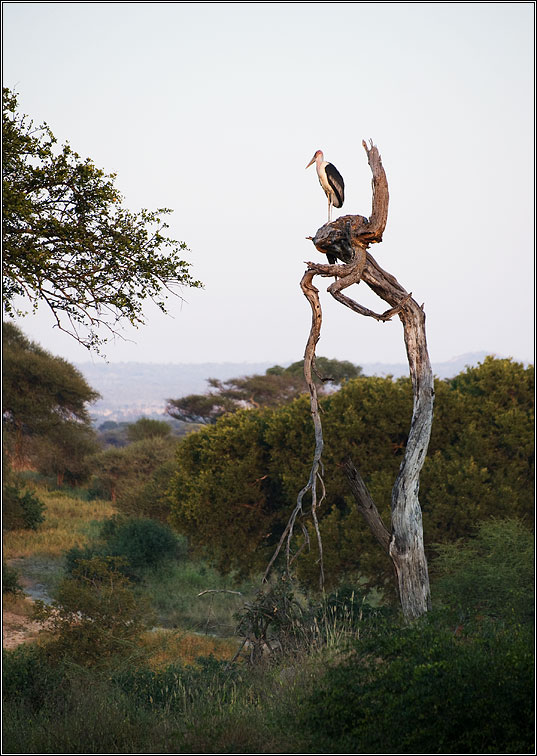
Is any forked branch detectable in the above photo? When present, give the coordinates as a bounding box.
[301,140,433,618]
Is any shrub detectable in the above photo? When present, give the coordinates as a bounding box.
[33,555,153,666]
[2,644,67,711]
[300,613,534,754]
[2,561,23,594]
[100,516,183,573]
[64,516,185,581]
[2,483,45,530]
[431,517,534,624]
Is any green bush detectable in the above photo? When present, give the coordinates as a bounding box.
[431,517,534,624]
[33,555,153,667]
[100,516,183,572]
[64,516,185,581]
[300,517,535,754]
[300,614,534,754]
[2,483,45,530]
[2,561,23,594]
[2,644,67,711]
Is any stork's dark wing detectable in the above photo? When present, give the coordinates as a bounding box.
[325,163,345,208]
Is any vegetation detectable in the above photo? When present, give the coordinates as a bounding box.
[2,323,100,477]
[2,488,115,560]
[2,515,533,754]
[1,322,533,753]
[2,87,201,353]
[168,357,534,591]
[64,516,186,581]
[33,556,153,667]
[166,356,361,423]
[2,480,46,531]
[88,436,178,518]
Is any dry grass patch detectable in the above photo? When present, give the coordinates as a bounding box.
[3,490,116,559]
[140,629,240,669]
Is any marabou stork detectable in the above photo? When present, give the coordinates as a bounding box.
[306,150,345,223]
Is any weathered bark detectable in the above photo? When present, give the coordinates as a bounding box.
[303,140,433,619]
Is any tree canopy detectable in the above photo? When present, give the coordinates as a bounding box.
[2,88,202,352]
[167,357,534,590]
[166,357,362,424]
[2,322,99,478]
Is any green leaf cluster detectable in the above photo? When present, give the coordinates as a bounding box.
[89,436,178,518]
[2,88,201,352]
[64,516,185,581]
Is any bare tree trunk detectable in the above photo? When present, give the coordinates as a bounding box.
[302,140,433,619]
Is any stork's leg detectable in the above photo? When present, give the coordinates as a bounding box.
[328,199,332,223]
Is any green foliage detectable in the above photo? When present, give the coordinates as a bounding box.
[89,435,177,516]
[300,515,535,754]
[2,644,67,711]
[169,408,287,575]
[431,517,534,623]
[3,88,202,353]
[111,655,241,713]
[282,356,362,383]
[2,323,99,481]
[3,515,534,754]
[99,516,184,572]
[168,358,534,590]
[33,555,153,666]
[65,516,184,581]
[2,482,46,530]
[126,417,172,443]
[300,614,533,754]
[166,357,362,424]
[2,561,23,594]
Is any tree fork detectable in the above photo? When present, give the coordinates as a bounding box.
[303,140,434,619]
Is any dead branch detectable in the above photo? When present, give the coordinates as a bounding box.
[263,269,326,590]
[300,139,433,619]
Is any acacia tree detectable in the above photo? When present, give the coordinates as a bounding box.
[166,358,361,424]
[2,88,201,352]
[269,140,434,620]
[2,322,100,469]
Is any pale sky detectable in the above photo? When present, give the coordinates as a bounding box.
[2,2,534,367]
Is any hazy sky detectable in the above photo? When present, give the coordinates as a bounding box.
[3,2,534,367]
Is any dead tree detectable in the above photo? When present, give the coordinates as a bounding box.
[299,140,434,620]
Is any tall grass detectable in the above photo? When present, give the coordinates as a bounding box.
[141,560,257,636]
[3,489,116,559]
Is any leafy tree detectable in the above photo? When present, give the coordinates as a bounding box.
[2,88,201,352]
[166,357,362,424]
[168,358,534,591]
[2,483,45,531]
[90,436,177,516]
[2,323,99,477]
[126,417,172,443]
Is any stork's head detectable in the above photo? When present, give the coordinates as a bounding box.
[306,150,323,169]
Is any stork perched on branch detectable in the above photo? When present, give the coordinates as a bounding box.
[306,149,345,223]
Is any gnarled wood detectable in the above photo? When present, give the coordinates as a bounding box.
[302,140,433,619]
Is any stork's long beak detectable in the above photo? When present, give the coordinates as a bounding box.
[305,155,316,169]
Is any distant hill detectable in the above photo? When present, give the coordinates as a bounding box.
[76,352,527,425]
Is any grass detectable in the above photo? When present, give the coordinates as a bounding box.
[3,489,116,560]
[139,628,241,668]
[140,560,257,636]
